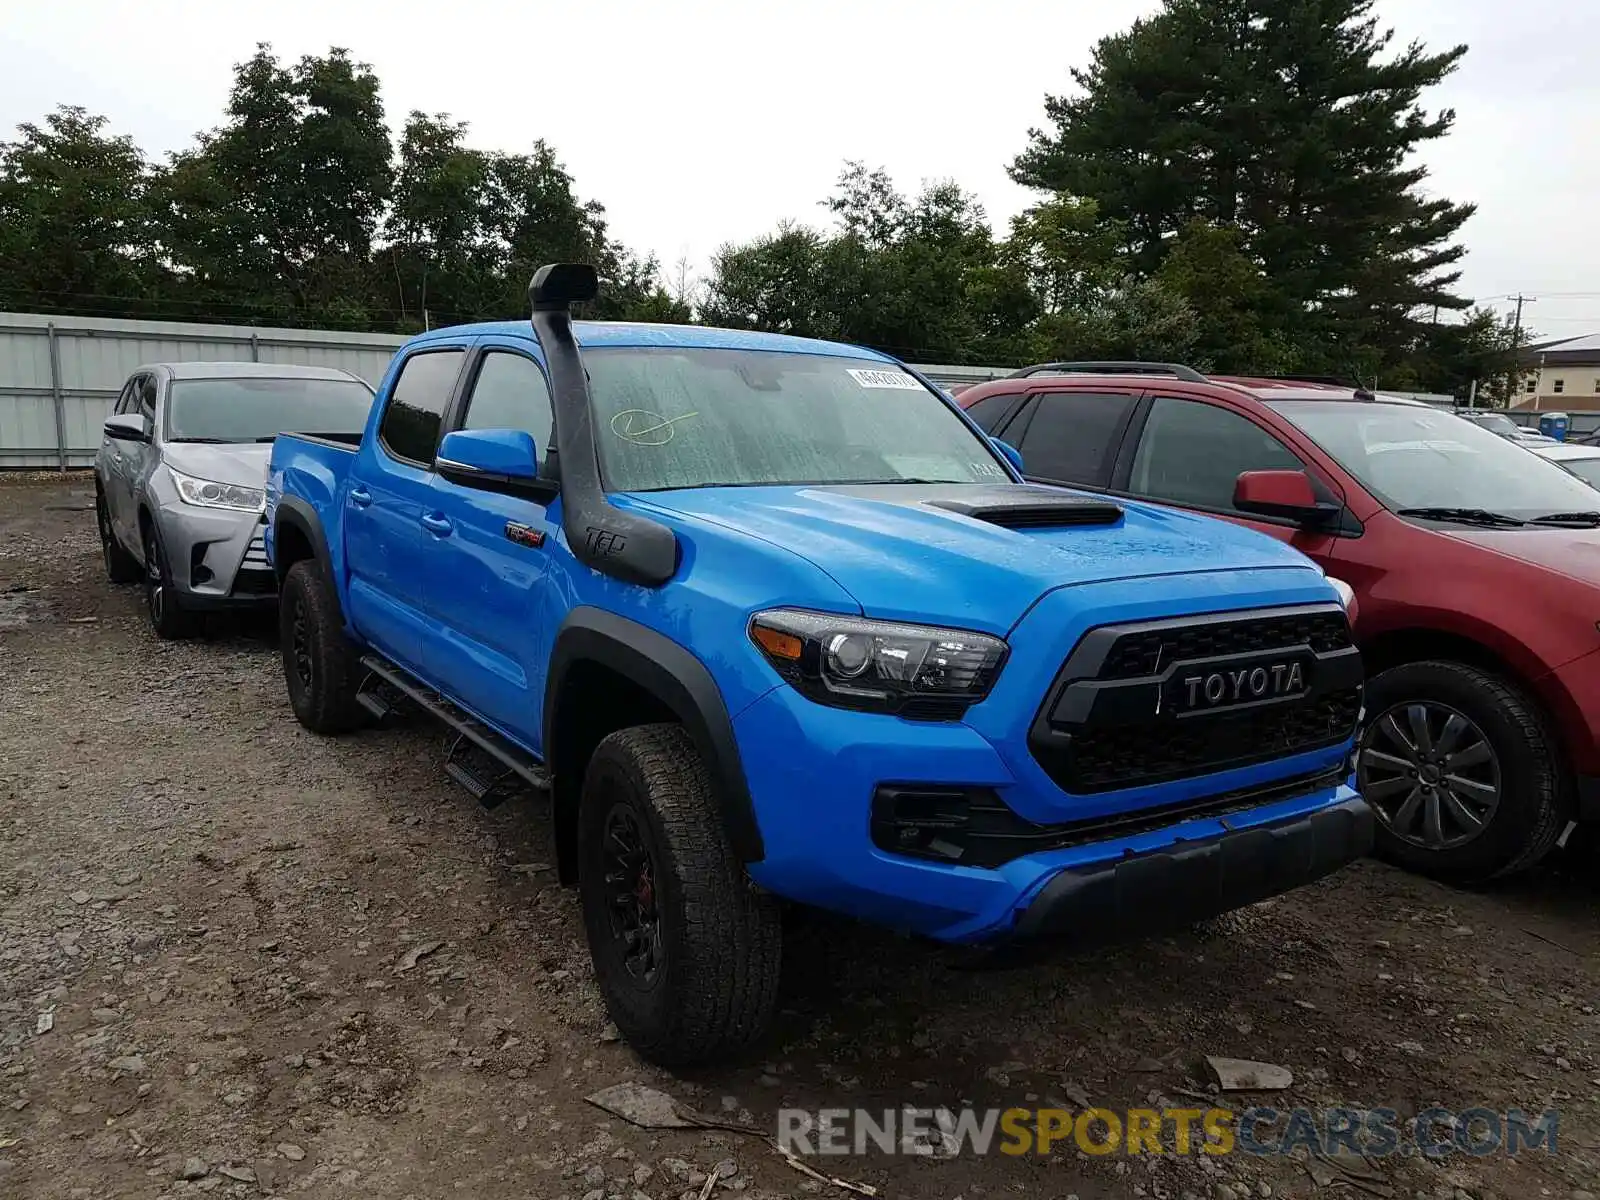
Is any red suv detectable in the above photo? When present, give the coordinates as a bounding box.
[960,362,1600,881]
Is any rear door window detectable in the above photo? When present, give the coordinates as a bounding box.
[1014,391,1138,486]
[379,349,466,465]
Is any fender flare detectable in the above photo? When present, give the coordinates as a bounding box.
[544,606,765,863]
[273,496,335,588]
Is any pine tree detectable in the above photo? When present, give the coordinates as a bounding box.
[1012,0,1474,381]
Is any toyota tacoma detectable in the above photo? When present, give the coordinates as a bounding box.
[265,265,1370,1065]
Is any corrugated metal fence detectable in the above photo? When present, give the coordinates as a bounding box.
[0,311,1008,469]
[0,313,406,468]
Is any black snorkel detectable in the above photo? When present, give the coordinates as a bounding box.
[529,263,678,587]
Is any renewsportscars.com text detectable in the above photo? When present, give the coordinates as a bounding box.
[777,1106,1559,1160]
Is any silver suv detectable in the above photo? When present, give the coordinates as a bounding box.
[1457,410,1557,446]
[95,362,374,638]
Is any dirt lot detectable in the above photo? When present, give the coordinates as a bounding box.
[2,475,1599,1200]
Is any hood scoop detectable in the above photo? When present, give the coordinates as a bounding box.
[924,492,1124,530]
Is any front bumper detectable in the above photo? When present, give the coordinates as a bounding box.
[155,499,276,607]
[734,575,1367,943]
[1013,795,1372,941]
[734,681,1364,944]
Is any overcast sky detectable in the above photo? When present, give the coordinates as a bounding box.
[5,0,1597,338]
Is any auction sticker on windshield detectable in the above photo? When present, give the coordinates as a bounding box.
[848,368,923,390]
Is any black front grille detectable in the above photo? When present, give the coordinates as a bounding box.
[1099,610,1352,680]
[1054,691,1361,792]
[1030,604,1362,795]
[231,569,277,596]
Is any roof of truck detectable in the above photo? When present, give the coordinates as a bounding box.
[407,320,896,362]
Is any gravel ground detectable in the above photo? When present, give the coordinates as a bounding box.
[2,474,1599,1200]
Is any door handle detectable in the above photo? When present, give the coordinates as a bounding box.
[421,513,453,537]
[349,487,372,508]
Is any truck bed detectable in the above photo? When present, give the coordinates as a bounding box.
[265,432,361,573]
[280,431,362,451]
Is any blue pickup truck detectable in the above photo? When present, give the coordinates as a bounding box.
[265,264,1371,1066]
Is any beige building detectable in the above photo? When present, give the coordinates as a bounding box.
[1514,333,1600,411]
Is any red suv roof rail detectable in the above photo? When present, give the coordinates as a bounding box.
[1008,361,1209,384]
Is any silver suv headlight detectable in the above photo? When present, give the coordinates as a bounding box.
[748,608,1007,718]
[169,466,266,513]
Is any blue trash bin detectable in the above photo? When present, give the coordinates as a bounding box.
[1539,412,1569,442]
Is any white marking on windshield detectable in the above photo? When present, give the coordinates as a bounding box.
[847,368,922,390]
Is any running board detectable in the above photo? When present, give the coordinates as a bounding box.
[358,654,551,806]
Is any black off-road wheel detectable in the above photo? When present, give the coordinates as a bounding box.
[141,516,197,640]
[96,484,140,584]
[279,560,364,735]
[1359,660,1567,882]
[577,724,781,1067]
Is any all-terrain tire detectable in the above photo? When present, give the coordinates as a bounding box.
[141,515,198,639]
[96,483,140,584]
[1362,660,1566,882]
[577,724,781,1066]
[279,559,365,735]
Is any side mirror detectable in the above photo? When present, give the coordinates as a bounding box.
[990,437,1024,475]
[1234,469,1337,524]
[104,413,151,444]
[435,428,555,500]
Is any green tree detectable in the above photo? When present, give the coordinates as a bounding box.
[1003,196,1124,314]
[0,106,159,315]
[828,172,1013,361]
[1001,195,1197,365]
[1409,307,1525,403]
[1155,219,1290,372]
[475,140,679,323]
[384,111,491,329]
[701,224,841,337]
[157,44,393,326]
[1013,0,1474,380]
[703,165,1033,364]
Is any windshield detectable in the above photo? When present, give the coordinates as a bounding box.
[1557,456,1600,490]
[166,377,375,443]
[1268,401,1600,519]
[583,348,1009,491]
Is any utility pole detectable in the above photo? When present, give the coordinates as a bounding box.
[1507,293,1536,406]
[1510,293,1534,341]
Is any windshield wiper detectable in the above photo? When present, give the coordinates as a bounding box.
[166,437,233,444]
[1526,511,1600,527]
[1396,507,1525,528]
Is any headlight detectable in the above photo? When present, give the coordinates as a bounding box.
[1326,576,1356,612]
[169,466,265,513]
[748,608,1007,718]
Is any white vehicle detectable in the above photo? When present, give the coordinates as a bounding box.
[1456,410,1558,446]
[1532,442,1600,489]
